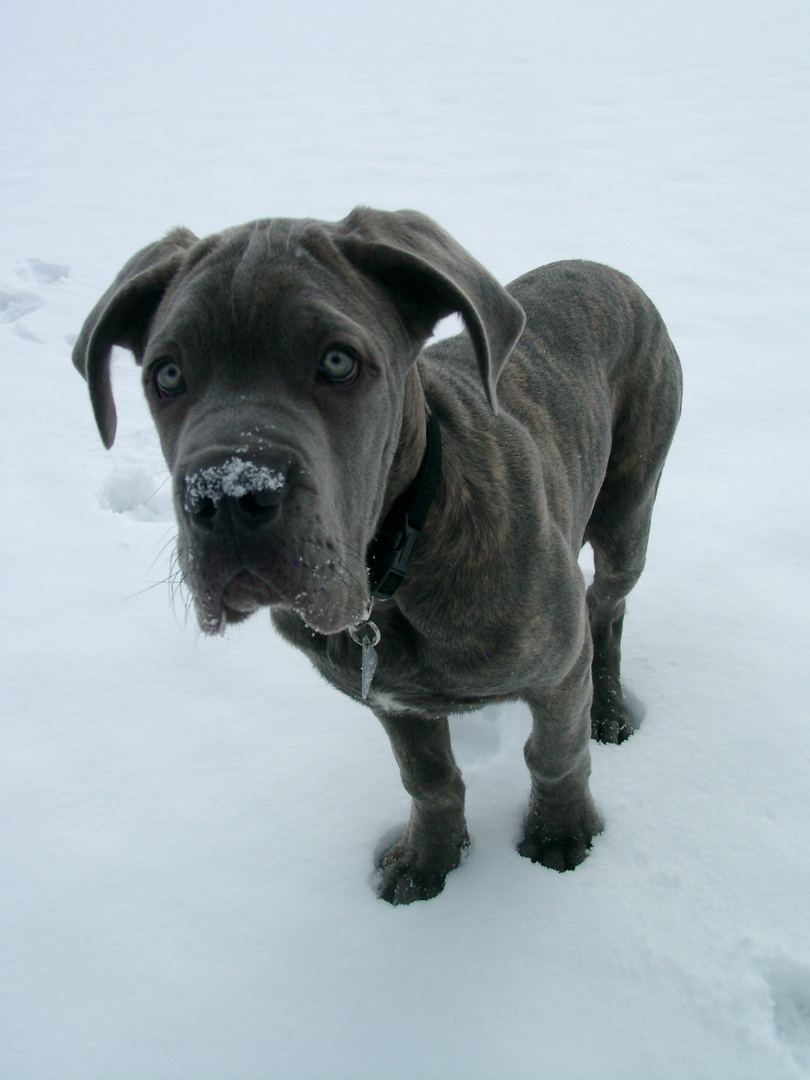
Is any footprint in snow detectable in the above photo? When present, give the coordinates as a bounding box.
[2,260,68,333]
[99,466,174,523]
[449,706,505,767]
[23,258,69,285]
[623,686,647,732]
[766,959,810,1071]
[0,287,45,324]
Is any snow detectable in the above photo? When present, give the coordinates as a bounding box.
[1,0,809,1077]
[184,458,286,512]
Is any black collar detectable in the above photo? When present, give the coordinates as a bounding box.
[367,397,442,600]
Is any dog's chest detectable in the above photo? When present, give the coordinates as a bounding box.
[271,609,516,717]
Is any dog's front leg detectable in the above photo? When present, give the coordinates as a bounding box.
[519,645,604,871]
[375,712,470,905]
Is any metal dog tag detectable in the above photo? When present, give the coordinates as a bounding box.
[360,633,379,700]
[349,617,381,700]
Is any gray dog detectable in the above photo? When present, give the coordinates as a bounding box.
[73,208,682,904]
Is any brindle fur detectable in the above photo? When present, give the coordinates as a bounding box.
[73,208,682,904]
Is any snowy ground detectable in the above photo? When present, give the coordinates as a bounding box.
[2,1,809,1077]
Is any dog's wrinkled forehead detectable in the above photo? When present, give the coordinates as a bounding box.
[154,219,404,361]
[74,206,527,451]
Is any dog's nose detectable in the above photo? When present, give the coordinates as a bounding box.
[233,485,283,516]
[183,456,288,533]
[189,488,284,530]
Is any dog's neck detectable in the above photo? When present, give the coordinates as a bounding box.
[369,369,441,600]
[380,368,429,519]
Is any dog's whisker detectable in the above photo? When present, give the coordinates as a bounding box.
[148,530,179,574]
[119,578,175,605]
[142,472,172,506]
[168,560,193,612]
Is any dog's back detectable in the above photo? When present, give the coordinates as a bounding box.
[424,259,681,551]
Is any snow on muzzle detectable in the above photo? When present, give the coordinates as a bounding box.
[183,456,287,529]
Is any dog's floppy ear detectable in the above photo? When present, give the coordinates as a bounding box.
[333,208,525,412]
[72,227,198,448]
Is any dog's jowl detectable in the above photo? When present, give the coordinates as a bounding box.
[73,208,682,904]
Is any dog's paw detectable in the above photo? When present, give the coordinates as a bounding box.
[591,710,634,744]
[590,692,634,744]
[517,829,594,872]
[375,833,470,905]
[518,797,603,872]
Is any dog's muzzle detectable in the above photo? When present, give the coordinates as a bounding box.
[176,451,367,636]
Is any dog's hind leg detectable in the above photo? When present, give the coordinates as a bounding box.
[374,712,470,905]
[584,337,681,743]
[584,489,655,744]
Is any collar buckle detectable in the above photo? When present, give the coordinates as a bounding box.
[370,514,422,600]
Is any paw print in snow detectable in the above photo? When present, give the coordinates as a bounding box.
[449,706,505,767]
[24,259,69,285]
[767,959,810,1072]
[0,287,45,323]
[99,466,174,523]
[2,259,69,340]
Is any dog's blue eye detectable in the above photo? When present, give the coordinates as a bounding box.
[319,348,359,384]
[153,360,186,398]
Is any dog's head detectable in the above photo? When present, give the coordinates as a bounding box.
[73,208,525,635]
